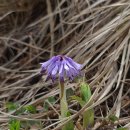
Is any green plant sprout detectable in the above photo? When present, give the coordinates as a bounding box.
[40,55,82,130]
[71,82,94,130]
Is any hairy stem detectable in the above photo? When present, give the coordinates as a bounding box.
[59,81,68,118]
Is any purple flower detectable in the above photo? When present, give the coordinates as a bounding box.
[40,55,82,82]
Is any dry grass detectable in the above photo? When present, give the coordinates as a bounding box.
[0,0,130,130]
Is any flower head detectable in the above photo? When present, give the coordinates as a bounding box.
[40,55,82,82]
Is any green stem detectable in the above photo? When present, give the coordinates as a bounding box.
[59,81,68,118]
[59,81,74,130]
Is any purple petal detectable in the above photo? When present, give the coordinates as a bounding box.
[46,57,58,73]
[61,57,81,80]
[65,60,80,75]
[40,55,82,82]
[59,62,64,82]
[65,60,75,69]
[40,57,55,68]
[52,64,58,75]
[65,57,82,70]
[66,70,73,80]
[62,60,69,71]
[69,67,79,77]
[47,63,56,75]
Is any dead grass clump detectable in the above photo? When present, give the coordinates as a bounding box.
[0,0,130,129]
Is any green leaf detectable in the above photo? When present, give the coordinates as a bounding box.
[44,97,56,111]
[15,107,26,115]
[6,102,19,112]
[108,115,119,123]
[83,109,94,129]
[116,128,128,130]
[71,95,85,107]
[66,88,74,99]
[44,102,49,111]
[62,111,74,130]
[80,82,94,128]
[24,105,36,114]
[80,82,91,103]
[48,96,56,104]
[9,119,20,130]
[6,102,25,115]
